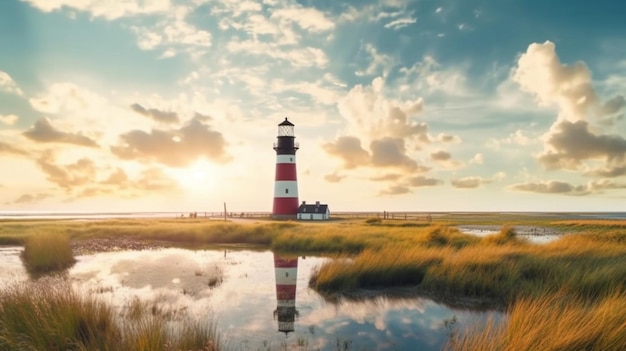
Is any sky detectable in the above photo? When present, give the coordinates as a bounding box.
[1,0,625,213]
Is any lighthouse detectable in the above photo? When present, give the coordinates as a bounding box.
[273,253,299,334]
[272,118,299,219]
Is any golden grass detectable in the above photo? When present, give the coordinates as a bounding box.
[445,289,626,351]
[21,230,76,275]
[0,279,221,351]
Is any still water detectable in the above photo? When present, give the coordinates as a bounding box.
[0,247,499,350]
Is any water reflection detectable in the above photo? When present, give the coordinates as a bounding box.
[273,253,299,335]
[0,247,500,351]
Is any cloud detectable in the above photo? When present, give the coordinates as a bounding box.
[380,185,411,195]
[324,172,345,183]
[271,6,335,32]
[370,137,418,170]
[338,77,426,142]
[322,136,370,169]
[0,114,19,125]
[437,133,461,143]
[538,120,626,170]
[29,82,106,115]
[356,44,395,77]
[36,153,97,190]
[451,176,490,189]
[0,142,29,156]
[227,40,329,68]
[111,115,230,167]
[584,165,626,178]
[513,40,623,122]
[23,117,99,147]
[0,71,24,96]
[430,150,451,161]
[408,176,443,187]
[470,153,484,164]
[13,193,53,204]
[21,0,172,20]
[130,103,179,124]
[399,56,470,97]
[514,41,626,176]
[508,179,626,196]
[370,173,402,182]
[133,167,179,191]
[383,17,416,30]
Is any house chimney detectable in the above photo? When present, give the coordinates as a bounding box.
[315,201,320,206]
[302,201,306,205]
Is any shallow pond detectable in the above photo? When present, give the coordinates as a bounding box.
[0,247,499,350]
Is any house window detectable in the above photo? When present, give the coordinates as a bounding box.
[285,189,288,194]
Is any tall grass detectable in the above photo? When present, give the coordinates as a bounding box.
[0,279,222,351]
[21,231,76,275]
[310,227,626,305]
[445,289,626,351]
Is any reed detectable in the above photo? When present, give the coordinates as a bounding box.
[0,279,222,351]
[21,230,76,274]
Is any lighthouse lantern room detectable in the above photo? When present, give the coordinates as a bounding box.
[272,118,300,219]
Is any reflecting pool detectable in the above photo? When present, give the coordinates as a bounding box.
[0,247,500,350]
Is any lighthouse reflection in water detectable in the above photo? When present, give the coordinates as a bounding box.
[273,253,299,334]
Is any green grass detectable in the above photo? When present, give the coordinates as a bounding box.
[0,279,221,351]
[21,231,76,275]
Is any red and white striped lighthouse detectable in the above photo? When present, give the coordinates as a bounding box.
[273,253,299,334]
[272,118,299,219]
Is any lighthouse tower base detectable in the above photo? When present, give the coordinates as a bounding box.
[271,214,297,220]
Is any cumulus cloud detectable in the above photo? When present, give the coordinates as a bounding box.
[0,114,19,125]
[36,153,97,190]
[23,117,98,147]
[0,71,24,96]
[111,115,230,167]
[538,120,626,170]
[130,103,179,124]
[370,137,418,170]
[338,77,426,142]
[437,133,461,143]
[514,41,626,177]
[322,136,370,169]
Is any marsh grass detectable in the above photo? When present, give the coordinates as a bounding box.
[310,225,626,306]
[21,231,76,275]
[0,279,222,351]
[445,289,626,351]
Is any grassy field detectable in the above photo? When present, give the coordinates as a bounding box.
[1,214,625,349]
[0,279,221,351]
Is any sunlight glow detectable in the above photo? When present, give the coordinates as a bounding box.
[167,159,217,192]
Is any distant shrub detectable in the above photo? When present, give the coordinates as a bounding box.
[21,231,76,274]
[365,217,382,225]
[483,225,517,245]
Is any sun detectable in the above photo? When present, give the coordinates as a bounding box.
[168,159,217,191]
